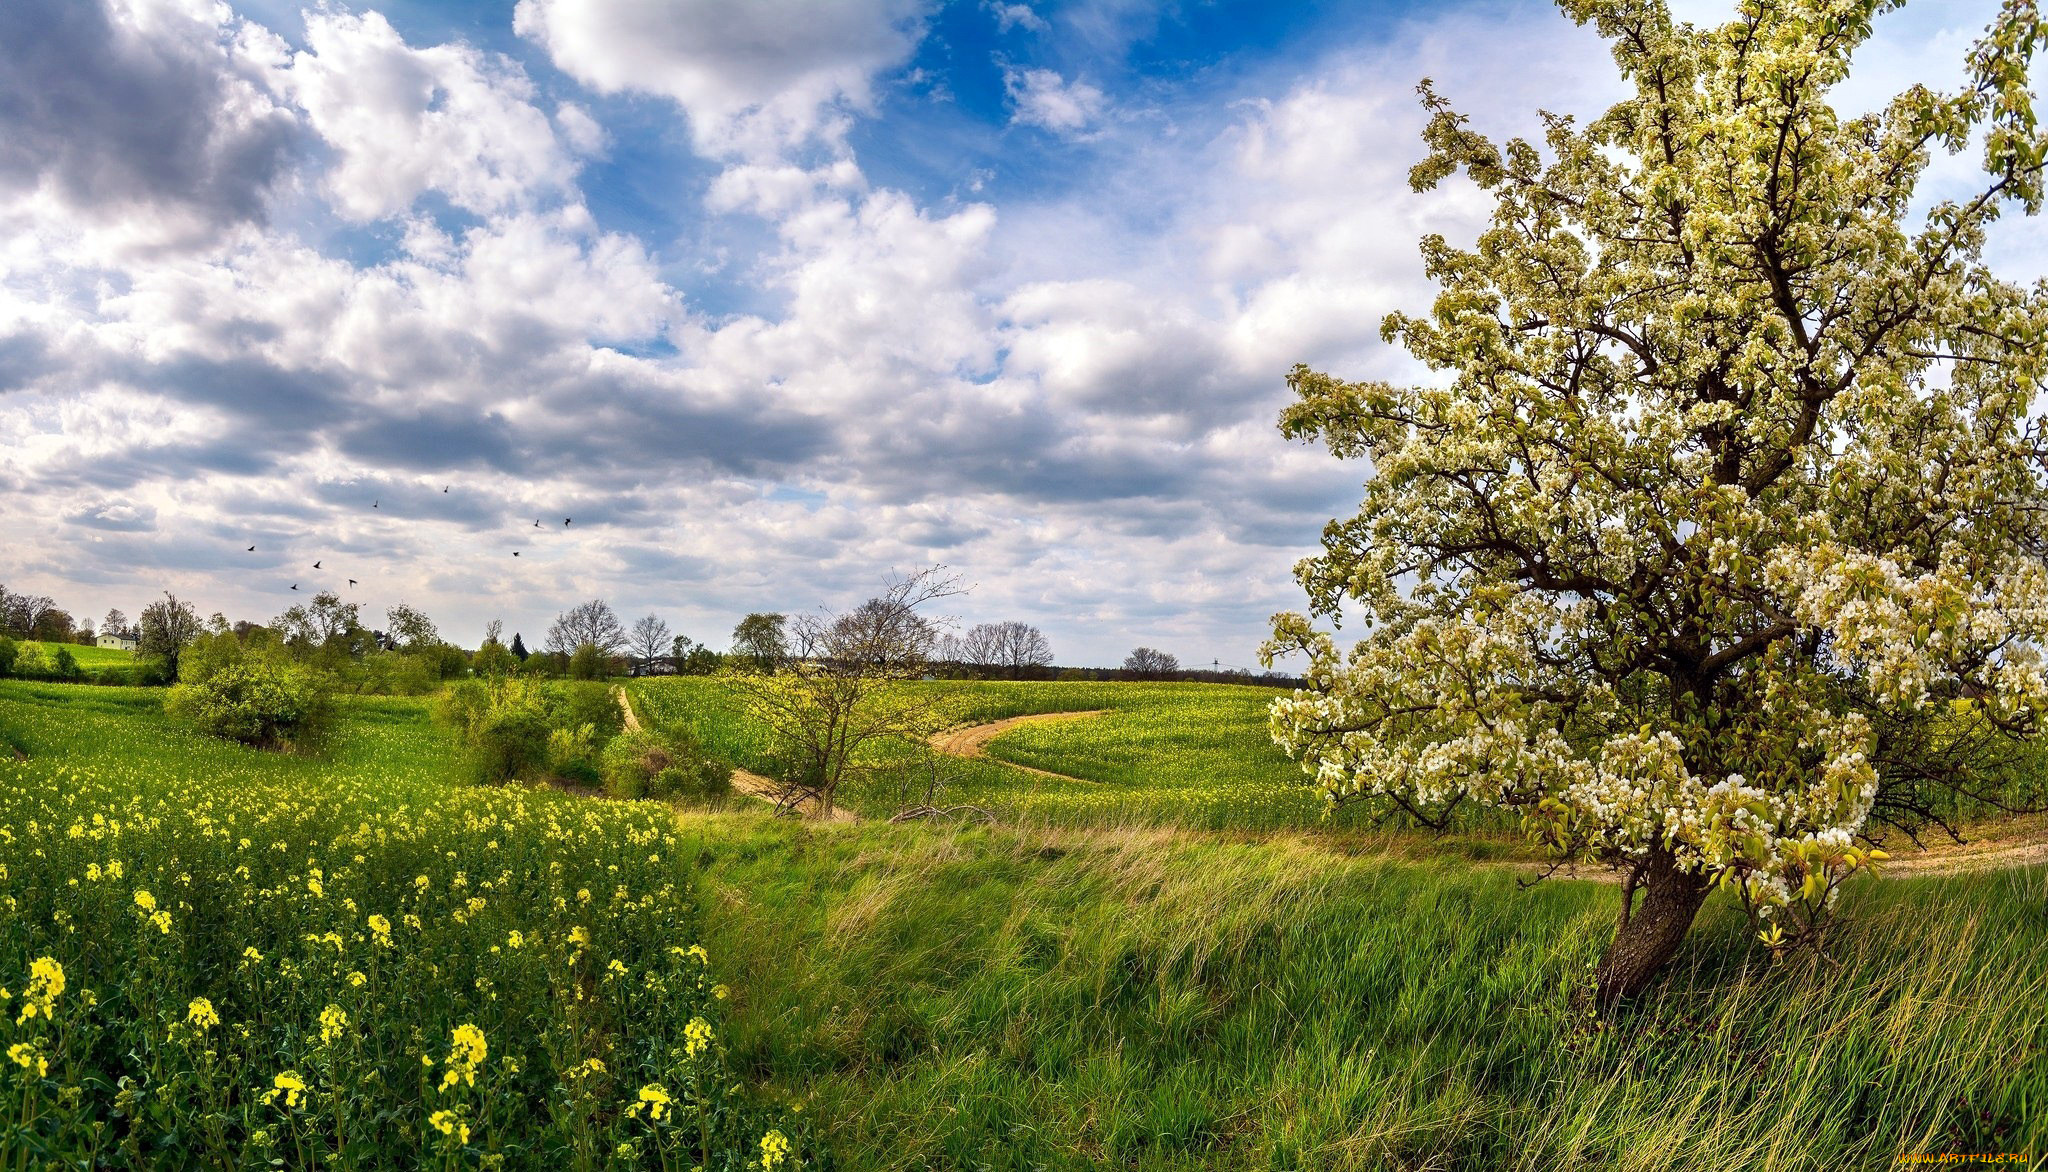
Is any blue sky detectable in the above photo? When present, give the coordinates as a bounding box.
[0,0,2034,665]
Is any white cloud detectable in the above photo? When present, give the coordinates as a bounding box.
[987,3,1048,34]
[513,0,931,158]
[1003,66,1107,135]
[287,9,579,222]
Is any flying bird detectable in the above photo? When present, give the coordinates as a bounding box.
[246,545,255,552]
[373,500,380,509]
[533,519,541,528]
[313,561,322,569]
[290,583,299,591]
[563,518,571,525]
[443,486,450,493]
[348,579,358,587]
[512,551,521,557]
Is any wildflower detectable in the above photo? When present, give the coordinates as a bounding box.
[683,1016,713,1060]
[565,1057,606,1080]
[148,910,172,934]
[567,925,590,947]
[306,876,323,898]
[628,1083,672,1123]
[439,1023,487,1090]
[186,998,219,1031]
[7,1042,47,1078]
[428,1108,471,1144]
[240,946,264,966]
[18,957,63,1023]
[367,914,393,946]
[605,959,628,980]
[712,984,730,1001]
[506,930,523,950]
[760,1129,792,1170]
[347,971,367,988]
[132,890,156,913]
[262,1071,307,1110]
[318,1004,348,1044]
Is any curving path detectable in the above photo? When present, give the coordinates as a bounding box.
[929,710,1108,782]
[615,687,857,822]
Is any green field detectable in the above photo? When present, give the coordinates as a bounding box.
[4,677,2045,1170]
[17,640,138,668]
[628,678,1358,829]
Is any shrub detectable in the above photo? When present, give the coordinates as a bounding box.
[435,679,623,786]
[163,658,333,750]
[435,678,553,785]
[550,681,624,742]
[0,636,15,677]
[49,647,79,682]
[602,728,733,802]
[568,642,608,680]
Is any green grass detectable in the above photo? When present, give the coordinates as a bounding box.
[9,676,2046,1170]
[0,680,816,1170]
[628,678,1361,829]
[17,640,138,668]
[679,815,2048,1170]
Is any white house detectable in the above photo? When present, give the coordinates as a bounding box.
[97,632,137,652]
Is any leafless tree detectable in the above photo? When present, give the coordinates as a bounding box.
[102,609,130,640]
[1123,646,1179,680]
[545,599,627,656]
[483,618,503,645]
[729,566,965,818]
[627,613,672,672]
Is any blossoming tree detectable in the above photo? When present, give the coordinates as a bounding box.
[1265,0,2048,1006]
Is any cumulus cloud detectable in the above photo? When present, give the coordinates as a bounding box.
[1003,66,1108,135]
[0,0,298,246]
[513,0,932,157]
[1,0,2030,666]
[286,9,580,222]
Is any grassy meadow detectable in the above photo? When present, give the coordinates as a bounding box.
[2,675,2044,1169]
[628,678,1359,829]
[17,641,138,669]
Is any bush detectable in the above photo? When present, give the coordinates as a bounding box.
[601,728,733,802]
[0,636,15,677]
[549,681,624,742]
[435,678,553,785]
[163,658,333,750]
[568,642,609,680]
[435,679,624,786]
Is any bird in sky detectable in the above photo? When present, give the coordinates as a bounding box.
[246,544,255,551]
[348,579,358,587]
[563,518,571,525]
[443,486,450,493]
[373,500,379,509]
[290,583,299,591]
[533,519,541,528]
[313,561,322,569]
[512,551,521,557]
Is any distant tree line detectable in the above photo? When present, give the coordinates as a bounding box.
[0,579,1294,690]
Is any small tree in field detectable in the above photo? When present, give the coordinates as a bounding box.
[138,592,203,680]
[1267,0,2048,1007]
[1123,647,1179,680]
[730,568,963,818]
[627,614,672,671]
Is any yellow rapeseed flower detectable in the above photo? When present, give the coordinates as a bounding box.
[439,1023,487,1090]
[760,1128,792,1170]
[628,1083,672,1123]
[318,1004,347,1044]
[7,1042,47,1078]
[18,957,63,1023]
[262,1071,307,1110]
[186,997,219,1031]
[428,1108,471,1144]
[683,1016,713,1060]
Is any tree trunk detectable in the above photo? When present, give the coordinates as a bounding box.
[1590,850,1711,1009]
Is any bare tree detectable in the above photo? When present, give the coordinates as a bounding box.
[1122,647,1179,680]
[483,618,503,645]
[545,599,627,656]
[102,609,130,640]
[729,567,965,818]
[627,613,672,673]
[955,623,1004,672]
[990,621,1054,678]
